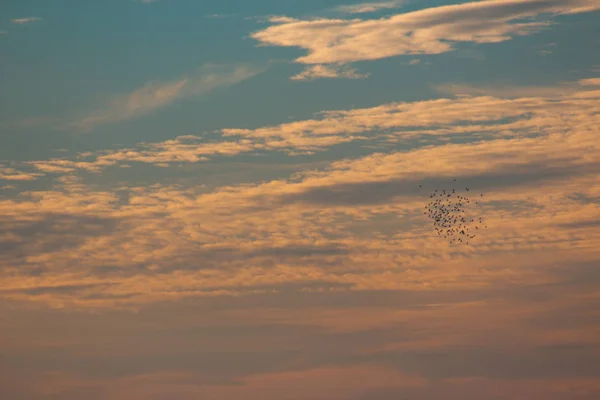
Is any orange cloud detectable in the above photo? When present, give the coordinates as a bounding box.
[1,77,599,309]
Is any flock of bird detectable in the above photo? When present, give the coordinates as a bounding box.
[419,180,487,245]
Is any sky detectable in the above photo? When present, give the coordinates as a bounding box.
[1,0,600,399]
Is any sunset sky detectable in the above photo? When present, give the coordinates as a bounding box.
[1,0,600,399]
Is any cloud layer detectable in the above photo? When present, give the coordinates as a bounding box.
[2,74,600,399]
[2,75,599,309]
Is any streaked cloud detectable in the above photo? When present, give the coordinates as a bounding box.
[579,77,600,86]
[432,82,580,98]
[205,13,237,19]
[333,0,406,14]
[291,64,370,81]
[0,166,44,181]
[536,41,557,56]
[11,17,42,24]
[250,0,600,79]
[71,64,266,131]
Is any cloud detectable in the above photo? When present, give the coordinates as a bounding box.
[71,64,266,131]
[579,78,600,86]
[291,64,370,80]
[3,289,600,399]
[249,0,600,79]
[432,82,580,98]
[333,0,406,14]
[11,17,42,24]
[536,41,557,56]
[0,166,44,181]
[1,75,600,312]
[434,75,600,97]
[205,13,237,19]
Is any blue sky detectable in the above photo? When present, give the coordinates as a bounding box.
[1,1,600,399]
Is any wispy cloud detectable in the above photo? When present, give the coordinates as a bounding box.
[432,82,580,98]
[71,64,266,131]
[333,0,405,14]
[579,78,600,86]
[0,166,43,181]
[291,64,370,81]
[536,41,557,56]
[73,79,188,131]
[250,0,600,80]
[11,17,42,24]
[205,13,237,19]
